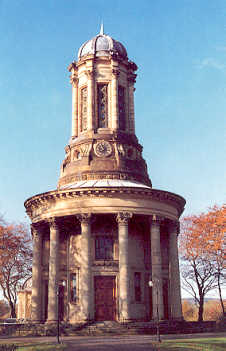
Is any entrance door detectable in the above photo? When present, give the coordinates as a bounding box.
[94,276,116,321]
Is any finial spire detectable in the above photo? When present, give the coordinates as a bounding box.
[100,22,104,35]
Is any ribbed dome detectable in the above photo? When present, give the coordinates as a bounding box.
[78,31,127,60]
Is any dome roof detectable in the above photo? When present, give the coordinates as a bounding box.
[78,26,127,60]
[59,179,151,190]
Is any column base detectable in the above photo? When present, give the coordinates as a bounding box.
[170,316,184,321]
[45,320,58,324]
[31,320,43,324]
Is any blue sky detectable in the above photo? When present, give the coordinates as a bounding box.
[0,0,225,224]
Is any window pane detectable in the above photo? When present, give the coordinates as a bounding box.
[71,273,77,302]
[95,236,113,260]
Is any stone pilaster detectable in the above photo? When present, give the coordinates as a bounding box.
[77,213,92,321]
[71,77,78,137]
[47,218,59,323]
[150,215,164,320]
[128,75,136,134]
[31,224,42,323]
[86,70,94,131]
[111,69,119,129]
[117,212,132,321]
[168,220,183,320]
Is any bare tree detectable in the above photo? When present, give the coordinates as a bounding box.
[179,205,225,322]
[0,219,32,318]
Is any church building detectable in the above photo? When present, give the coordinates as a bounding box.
[24,27,186,324]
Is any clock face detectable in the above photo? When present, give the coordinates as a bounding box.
[95,141,112,157]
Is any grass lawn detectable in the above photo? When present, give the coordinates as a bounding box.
[2,337,225,351]
[157,337,226,351]
[14,343,66,351]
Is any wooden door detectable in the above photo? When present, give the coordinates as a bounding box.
[95,276,116,321]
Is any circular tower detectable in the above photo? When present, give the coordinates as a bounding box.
[25,28,185,324]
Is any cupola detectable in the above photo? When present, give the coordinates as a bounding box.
[78,25,128,60]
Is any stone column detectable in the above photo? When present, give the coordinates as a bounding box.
[71,77,78,137]
[86,70,94,131]
[111,69,119,129]
[150,215,164,320]
[47,218,59,323]
[31,224,42,322]
[169,220,183,320]
[77,213,92,321]
[117,212,132,321]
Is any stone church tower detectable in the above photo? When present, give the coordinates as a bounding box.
[24,28,185,323]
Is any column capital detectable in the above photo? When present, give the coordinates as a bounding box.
[76,213,92,225]
[149,214,164,226]
[85,69,94,80]
[112,68,120,78]
[47,217,59,230]
[116,212,132,224]
[30,223,38,233]
[30,223,42,238]
[68,61,77,72]
[71,76,78,87]
[127,73,137,83]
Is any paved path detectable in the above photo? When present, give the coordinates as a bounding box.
[0,332,225,351]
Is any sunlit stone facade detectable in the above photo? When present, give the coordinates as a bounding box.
[24,28,185,323]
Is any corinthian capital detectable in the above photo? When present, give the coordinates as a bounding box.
[149,214,164,226]
[85,70,94,80]
[116,212,132,224]
[47,217,58,230]
[30,223,39,237]
[70,76,78,87]
[76,213,92,224]
[128,73,137,83]
[112,68,120,78]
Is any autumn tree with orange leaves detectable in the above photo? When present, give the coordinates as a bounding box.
[0,216,32,318]
[179,205,225,322]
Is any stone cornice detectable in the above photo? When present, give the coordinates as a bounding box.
[24,187,186,220]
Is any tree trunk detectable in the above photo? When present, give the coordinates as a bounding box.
[217,272,225,315]
[198,295,204,322]
[9,301,16,318]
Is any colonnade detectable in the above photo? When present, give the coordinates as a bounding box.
[71,67,136,137]
[31,213,183,323]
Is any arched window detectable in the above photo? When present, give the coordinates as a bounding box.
[97,84,108,128]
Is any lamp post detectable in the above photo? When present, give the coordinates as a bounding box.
[149,279,161,343]
[57,280,66,344]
